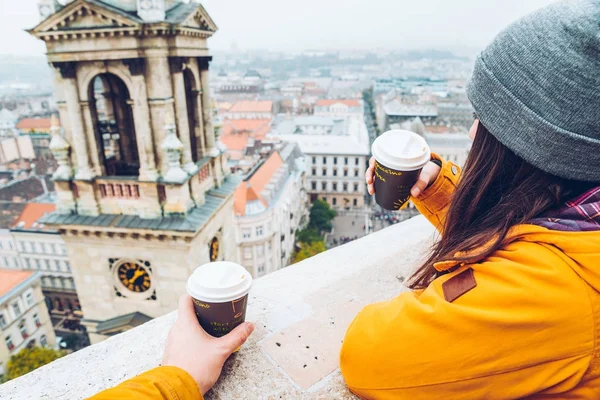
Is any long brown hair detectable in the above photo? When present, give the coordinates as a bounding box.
[408,122,594,289]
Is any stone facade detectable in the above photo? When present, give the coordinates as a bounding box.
[29,0,239,343]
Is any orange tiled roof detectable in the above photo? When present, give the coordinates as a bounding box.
[315,99,360,107]
[220,132,249,152]
[0,269,35,298]
[229,100,273,113]
[16,118,53,130]
[234,152,283,216]
[222,119,271,134]
[12,203,56,230]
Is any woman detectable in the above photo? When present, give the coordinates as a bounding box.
[340,0,600,398]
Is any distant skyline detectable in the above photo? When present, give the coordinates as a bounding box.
[0,0,555,56]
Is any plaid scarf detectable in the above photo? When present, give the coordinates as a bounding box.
[529,187,600,232]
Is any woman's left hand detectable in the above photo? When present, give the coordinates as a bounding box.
[162,295,254,395]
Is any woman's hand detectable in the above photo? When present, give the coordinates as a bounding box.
[162,295,254,395]
[365,157,442,198]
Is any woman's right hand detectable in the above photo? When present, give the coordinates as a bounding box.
[365,157,442,198]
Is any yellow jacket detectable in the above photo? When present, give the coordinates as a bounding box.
[89,367,202,400]
[340,156,600,399]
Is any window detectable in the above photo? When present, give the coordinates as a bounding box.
[40,335,47,347]
[333,157,338,165]
[30,242,36,253]
[321,182,327,190]
[355,158,359,166]
[54,260,60,271]
[333,169,337,177]
[5,336,13,351]
[242,229,251,240]
[0,314,6,329]
[1,256,6,268]
[322,157,326,163]
[312,157,316,164]
[12,303,21,317]
[243,248,252,260]
[256,226,264,236]
[35,259,41,270]
[0,241,3,249]
[65,261,71,272]
[50,243,56,254]
[322,168,326,177]
[311,182,317,190]
[258,264,265,277]
[61,245,67,255]
[344,157,349,165]
[44,259,51,270]
[354,183,359,192]
[19,321,27,339]
[333,198,337,206]
[257,246,264,256]
[333,183,338,191]
[353,199,358,206]
[355,169,359,177]
[18,241,25,252]
[33,313,41,327]
[311,168,316,175]
[8,241,13,250]
[24,258,31,269]
[344,170,348,177]
[40,243,46,254]
[25,292,34,307]
[343,183,348,192]
[322,197,327,202]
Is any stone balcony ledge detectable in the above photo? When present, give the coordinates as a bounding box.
[0,216,436,400]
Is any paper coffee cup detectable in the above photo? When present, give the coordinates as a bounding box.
[186,262,252,338]
[371,130,431,211]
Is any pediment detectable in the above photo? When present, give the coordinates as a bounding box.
[180,5,217,32]
[31,0,139,35]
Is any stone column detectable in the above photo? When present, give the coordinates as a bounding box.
[124,59,159,182]
[198,57,216,156]
[79,101,102,176]
[169,57,197,174]
[192,90,207,156]
[53,62,94,181]
[144,56,176,178]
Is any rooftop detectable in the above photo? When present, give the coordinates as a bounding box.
[0,216,435,399]
[228,100,273,114]
[0,176,54,204]
[0,203,27,230]
[315,99,361,108]
[0,269,37,302]
[384,100,438,117]
[234,152,284,216]
[11,202,56,231]
[15,118,52,131]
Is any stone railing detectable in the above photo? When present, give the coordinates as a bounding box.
[0,216,436,400]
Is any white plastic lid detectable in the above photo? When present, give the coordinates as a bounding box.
[371,130,431,171]
[186,262,253,303]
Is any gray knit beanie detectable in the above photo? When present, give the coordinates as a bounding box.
[467,0,600,182]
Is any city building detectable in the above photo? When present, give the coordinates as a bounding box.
[0,109,17,136]
[380,100,438,131]
[16,118,53,134]
[219,119,272,173]
[0,204,27,272]
[424,133,472,167]
[234,144,307,277]
[313,99,362,118]
[437,102,475,130]
[271,116,369,209]
[30,0,240,344]
[10,203,80,316]
[0,269,56,380]
[224,100,274,119]
[215,71,264,94]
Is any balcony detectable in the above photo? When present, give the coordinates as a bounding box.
[0,216,435,399]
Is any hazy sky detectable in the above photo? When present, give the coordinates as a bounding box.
[0,0,555,56]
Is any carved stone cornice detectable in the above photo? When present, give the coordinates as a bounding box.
[197,56,213,71]
[123,58,145,76]
[168,57,189,74]
[52,61,77,79]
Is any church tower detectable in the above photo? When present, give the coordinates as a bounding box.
[29,0,240,343]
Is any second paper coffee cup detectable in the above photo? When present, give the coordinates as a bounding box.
[186,261,252,338]
[371,130,431,211]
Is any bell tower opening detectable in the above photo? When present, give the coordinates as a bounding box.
[89,74,140,177]
[183,68,199,163]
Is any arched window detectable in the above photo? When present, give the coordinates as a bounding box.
[89,74,139,176]
[183,69,200,162]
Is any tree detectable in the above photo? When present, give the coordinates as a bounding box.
[5,347,66,381]
[294,240,326,263]
[295,228,322,245]
[308,200,337,233]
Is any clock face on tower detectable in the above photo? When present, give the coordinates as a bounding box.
[117,261,151,293]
